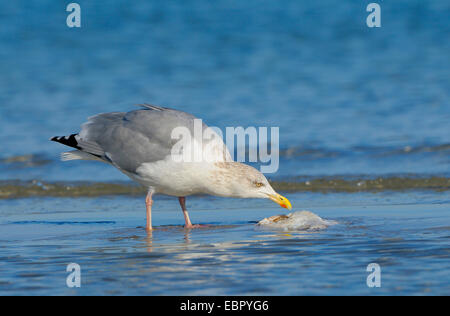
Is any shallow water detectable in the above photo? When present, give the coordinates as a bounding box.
[0,192,449,295]
[0,0,449,295]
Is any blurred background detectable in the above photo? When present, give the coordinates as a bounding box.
[0,0,449,182]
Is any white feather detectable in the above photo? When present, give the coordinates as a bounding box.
[61,151,104,162]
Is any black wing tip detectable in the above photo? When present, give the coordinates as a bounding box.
[50,134,81,150]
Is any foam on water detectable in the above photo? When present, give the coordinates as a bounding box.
[257,210,337,231]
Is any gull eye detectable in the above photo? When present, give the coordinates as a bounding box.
[254,182,264,188]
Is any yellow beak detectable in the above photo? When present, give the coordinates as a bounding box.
[268,193,292,210]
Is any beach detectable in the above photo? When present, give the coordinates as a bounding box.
[0,190,449,295]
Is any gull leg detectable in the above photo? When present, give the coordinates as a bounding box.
[179,197,202,229]
[145,190,153,231]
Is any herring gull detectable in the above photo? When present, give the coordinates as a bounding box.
[51,104,292,231]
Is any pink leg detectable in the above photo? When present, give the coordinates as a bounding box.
[146,190,153,231]
[178,197,201,229]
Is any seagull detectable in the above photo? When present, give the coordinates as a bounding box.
[51,104,292,231]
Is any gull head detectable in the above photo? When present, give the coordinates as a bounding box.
[210,162,292,210]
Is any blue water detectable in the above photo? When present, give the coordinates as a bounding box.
[0,0,449,295]
[0,192,449,295]
[1,0,449,179]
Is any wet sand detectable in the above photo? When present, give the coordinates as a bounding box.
[0,192,448,295]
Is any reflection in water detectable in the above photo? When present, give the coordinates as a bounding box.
[144,226,195,253]
[183,230,191,245]
[1,213,449,295]
[0,191,449,296]
[145,230,153,253]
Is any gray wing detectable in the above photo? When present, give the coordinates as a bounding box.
[73,106,226,173]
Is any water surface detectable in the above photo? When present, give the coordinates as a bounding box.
[0,192,449,295]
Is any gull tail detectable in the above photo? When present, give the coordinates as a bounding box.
[50,134,81,150]
[60,150,104,162]
[51,134,105,162]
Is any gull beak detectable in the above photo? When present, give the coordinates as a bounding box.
[268,193,292,210]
